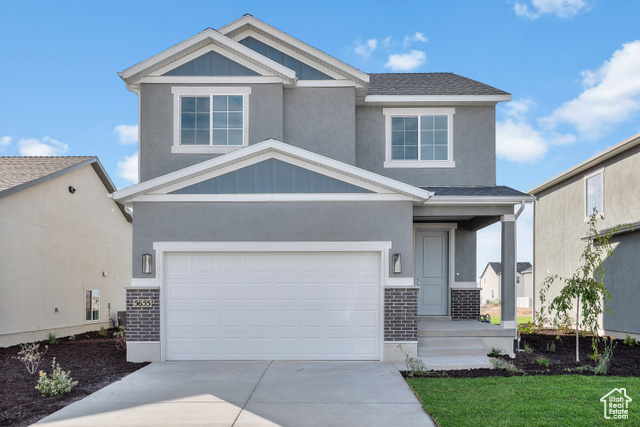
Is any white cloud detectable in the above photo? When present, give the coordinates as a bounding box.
[403,32,427,47]
[382,37,392,48]
[496,119,548,163]
[540,40,640,140]
[117,152,139,184]
[385,50,426,72]
[515,0,588,19]
[18,136,68,156]
[504,98,536,121]
[0,136,11,151]
[115,124,138,144]
[354,38,378,58]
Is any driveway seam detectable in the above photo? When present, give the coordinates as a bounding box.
[231,360,273,426]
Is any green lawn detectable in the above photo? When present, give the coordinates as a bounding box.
[407,376,639,427]
[491,316,532,325]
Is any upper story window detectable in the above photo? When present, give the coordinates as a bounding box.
[585,170,603,218]
[171,87,251,154]
[383,108,455,168]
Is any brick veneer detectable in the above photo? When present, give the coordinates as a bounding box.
[126,288,160,341]
[384,287,418,341]
[451,289,480,320]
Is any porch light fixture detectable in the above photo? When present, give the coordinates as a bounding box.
[142,253,152,274]
[392,253,402,274]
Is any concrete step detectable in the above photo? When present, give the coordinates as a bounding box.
[417,324,515,338]
[418,336,485,348]
[419,355,494,370]
[418,345,488,358]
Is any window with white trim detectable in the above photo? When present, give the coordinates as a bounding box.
[383,108,455,168]
[85,289,99,321]
[171,87,251,154]
[585,171,603,218]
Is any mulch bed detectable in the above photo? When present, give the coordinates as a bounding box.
[404,329,640,379]
[0,330,149,427]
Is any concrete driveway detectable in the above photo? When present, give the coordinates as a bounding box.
[35,361,435,426]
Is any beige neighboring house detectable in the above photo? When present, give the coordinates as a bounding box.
[480,262,533,307]
[0,157,132,347]
[529,132,640,340]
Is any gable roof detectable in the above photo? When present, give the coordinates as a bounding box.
[528,132,640,195]
[0,156,132,222]
[119,27,297,87]
[482,262,532,277]
[218,14,369,87]
[112,139,433,205]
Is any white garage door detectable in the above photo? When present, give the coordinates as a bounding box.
[164,251,381,360]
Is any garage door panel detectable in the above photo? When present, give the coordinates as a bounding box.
[165,251,380,360]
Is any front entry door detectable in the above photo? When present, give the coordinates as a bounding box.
[415,229,449,315]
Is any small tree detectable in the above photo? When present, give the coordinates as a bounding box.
[539,213,629,362]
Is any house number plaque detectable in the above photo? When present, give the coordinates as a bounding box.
[132,299,153,307]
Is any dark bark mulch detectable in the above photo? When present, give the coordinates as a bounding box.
[403,330,640,379]
[0,330,149,427]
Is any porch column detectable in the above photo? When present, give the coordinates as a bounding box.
[500,214,517,328]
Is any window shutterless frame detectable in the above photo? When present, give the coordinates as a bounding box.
[383,108,455,168]
[584,169,604,220]
[171,87,251,154]
[85,289,100,322]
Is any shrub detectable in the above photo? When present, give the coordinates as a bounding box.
[48,332,58,344]
[99,326,108,336]
[523,342,534,354]
[535,356,550,368]
[623,335,639,346]
[594,337,616,375]
[490,357,524,375]
[67,335,76,341]
[518,322,535,334]
[488,347,502,357]
[397,344,427,377]
[546,342,556,353]
[14,342,48,375]
[114,327,126,351]
[36,358,78,396]
[486,298,501,306]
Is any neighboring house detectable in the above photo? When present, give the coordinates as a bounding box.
[113,14,534,363]
[480,262,533,307]
[529,132,640,340]
[0,157,132,347]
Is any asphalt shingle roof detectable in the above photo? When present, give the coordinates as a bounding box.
[420,186,529,197]
[367,73,509,96]
[0,157,93,192]
[487,262,532,275]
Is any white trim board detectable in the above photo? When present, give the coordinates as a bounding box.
[365,95,511,103]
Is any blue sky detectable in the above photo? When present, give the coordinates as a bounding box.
[1,1,639,278]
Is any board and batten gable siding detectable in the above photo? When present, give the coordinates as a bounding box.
[534,143,640,335]
[139,83,285,181]
[0,165,131,346]
[355,105,496,187]
[131,200,414,280]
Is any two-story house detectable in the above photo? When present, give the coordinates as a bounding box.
[113,15,534,366]
[529,132,640,340]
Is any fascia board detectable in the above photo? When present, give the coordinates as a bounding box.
[218,16,370,84]
[113,139,432,203]
[120,28,296,84]
[426,195,536,206]
[364,95,512,103]
[528,131,640,195]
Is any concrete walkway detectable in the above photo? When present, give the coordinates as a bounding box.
[35,361,435,427]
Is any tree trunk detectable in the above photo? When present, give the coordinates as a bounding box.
[576,295,580,362]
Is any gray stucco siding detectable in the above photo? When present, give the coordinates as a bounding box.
[454,228,477,282]
[283,87,356,165]
[603,232,640,334]
[132,200,414,279]
[355,106,496,187]
[139,83,284,181]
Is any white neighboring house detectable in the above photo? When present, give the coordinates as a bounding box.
[0,157,132,347]
[480,262,533,307]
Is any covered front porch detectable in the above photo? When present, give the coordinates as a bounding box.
[390,186,535,368]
